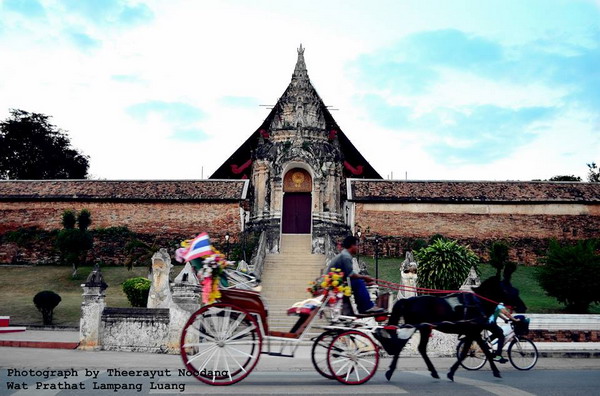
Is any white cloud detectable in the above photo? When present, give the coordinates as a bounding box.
[0,0,598,181]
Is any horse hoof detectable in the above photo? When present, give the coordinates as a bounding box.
[385,370,393,381]
[493,371,502,378]
[447,372,454,382]
[432,372,440,379]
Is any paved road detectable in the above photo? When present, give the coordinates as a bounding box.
[2,369,600,395]
[1,347,599,395]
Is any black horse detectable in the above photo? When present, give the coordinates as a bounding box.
[384,276,527,381]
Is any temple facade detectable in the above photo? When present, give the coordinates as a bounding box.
[211,45,380,253]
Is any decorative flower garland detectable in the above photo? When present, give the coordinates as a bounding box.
[307,268,352,307]
[175,234,233,305]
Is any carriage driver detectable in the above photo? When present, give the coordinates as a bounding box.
[327,236,386,314]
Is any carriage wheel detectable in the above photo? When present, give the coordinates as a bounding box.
[327,330,379,385]
[311,330,341,380]
[180,303,262,385]
[456,338,487,370]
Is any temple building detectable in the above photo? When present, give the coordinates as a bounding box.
[211,44,379,253]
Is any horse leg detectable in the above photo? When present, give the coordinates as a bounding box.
[476,336,501,378]
[385,353,399,381]
[448,335,472,382]
[417,327,439,379]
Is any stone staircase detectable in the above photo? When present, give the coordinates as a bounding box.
[260,234,327,334]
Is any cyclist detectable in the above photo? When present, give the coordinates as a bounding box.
[487,302,520,362]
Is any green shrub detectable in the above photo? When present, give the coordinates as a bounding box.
[415,239,480,290]
[33,290,62,325]
[537,239,600,313]
[122,277,151,307]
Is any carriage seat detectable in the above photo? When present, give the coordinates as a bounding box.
[269,298,323,339]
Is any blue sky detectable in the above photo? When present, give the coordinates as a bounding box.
[0,0,598,180]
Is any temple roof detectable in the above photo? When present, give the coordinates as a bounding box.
[0,180,249,201]
[211,46,381,179]
[348,179,600,203]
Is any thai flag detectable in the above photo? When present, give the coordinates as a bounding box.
[184,233,213,262]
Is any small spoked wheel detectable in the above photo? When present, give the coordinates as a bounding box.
[508,337,538,370]
[327,330,379,385]
[180,303,262,385]
[457,338,487,370]
[311,330,340,380]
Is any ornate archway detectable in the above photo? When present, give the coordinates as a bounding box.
[282,168,312,234]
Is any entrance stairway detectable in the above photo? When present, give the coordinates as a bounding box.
[260,234,327,334]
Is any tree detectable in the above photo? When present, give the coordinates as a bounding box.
[56,209,93,277]
[33,290,62,325]
[588,163,600,182]
[0,109,89,179]
[548,175,581,181]
[537,239,600,313]
[415,239,481,290]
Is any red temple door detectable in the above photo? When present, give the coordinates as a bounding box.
[282,193,311,234]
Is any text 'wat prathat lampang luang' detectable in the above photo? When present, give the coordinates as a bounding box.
[0,45,599,264]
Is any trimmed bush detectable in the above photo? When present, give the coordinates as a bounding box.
[33,290,62,325]
[415,239,480,290]
[122,277,151,307]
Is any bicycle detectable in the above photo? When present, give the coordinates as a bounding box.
[456,317,539,371]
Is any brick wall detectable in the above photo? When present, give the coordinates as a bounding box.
[355,203,600,264]
[0,201,242,235]
[529,330,599,342]
[0,200,243,265]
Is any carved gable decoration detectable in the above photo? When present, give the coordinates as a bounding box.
[283,168,312,192]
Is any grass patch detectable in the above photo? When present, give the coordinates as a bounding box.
[362,257,600,314]
[0,265,161,326]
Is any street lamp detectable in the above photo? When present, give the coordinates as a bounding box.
[356,229,362,267]
[225,232,230,260]
[374,236,380,280]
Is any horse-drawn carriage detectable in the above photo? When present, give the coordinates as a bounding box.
[179,282,392,385]
[179,271,531,386]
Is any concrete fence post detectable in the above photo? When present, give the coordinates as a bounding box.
[79,263,108,350]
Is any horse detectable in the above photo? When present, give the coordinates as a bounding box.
[384,276,527,381]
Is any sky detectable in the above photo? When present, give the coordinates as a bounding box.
[0,0,598,181]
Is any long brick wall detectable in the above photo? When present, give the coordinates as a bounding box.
[0,201,242,235]
[354,203,599,264]
[349,180,600,264]
[0,179,248,265]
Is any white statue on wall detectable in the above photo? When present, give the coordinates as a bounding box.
[398,251,418,300]
[148,248,173,308]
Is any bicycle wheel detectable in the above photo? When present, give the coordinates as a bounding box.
[327,330,379,385]
[180,303,262,385]
[457,338,487,370]
[508,337,538,370]
[311,330,340,380]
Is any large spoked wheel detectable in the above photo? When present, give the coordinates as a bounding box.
[180,303,262,385]
[457,338,487,370]
[327,330,379,385]
[311,330,340,380]
[508,337,538,370]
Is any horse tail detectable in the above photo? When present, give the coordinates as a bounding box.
[388,298,406,326]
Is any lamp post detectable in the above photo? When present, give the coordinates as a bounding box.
[374,236,380,280]
[225,232,230,260]
[356,229,362,268]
